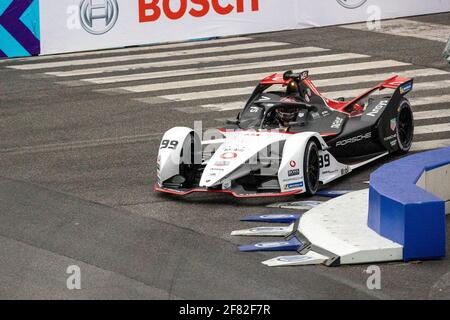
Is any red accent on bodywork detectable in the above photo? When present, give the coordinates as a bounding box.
[340,75,412,110]
[154,185,303,198]
[259,73,290,85]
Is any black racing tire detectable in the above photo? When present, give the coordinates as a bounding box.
[395,99,414,154]
[303,140,320,196]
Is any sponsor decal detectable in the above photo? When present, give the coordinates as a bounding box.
[80,0,119,35]
[311,112,320,120]
[383,134,396,142]
[139,0,260,22]
[322,110,330,117]
[288,169,300,177]
[283,177,303,183]
[222,180,232,189]
[336,0,367,9]
[285,182,304,189]
[289,160,296,167]
[367,100,388,117]
[306,88,312,97]
[322,169,338,175]
[300,71,309,80]
[390,140,397,147]
[390,118,397,131]
[331,116,344,129]
[341,167,350,175]
[399,82,413,95]
[220,152,237,159]
[336,132,372,146]
[223,147,245,152]
[214,161,230,166]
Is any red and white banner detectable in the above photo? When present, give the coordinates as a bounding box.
[39,0,450,55]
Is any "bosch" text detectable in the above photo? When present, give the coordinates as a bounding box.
[139,0,260,22]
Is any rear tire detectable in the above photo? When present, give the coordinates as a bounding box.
[395,99,414,154]
[303,140,320,196]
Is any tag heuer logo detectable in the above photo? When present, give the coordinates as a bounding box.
[80,0,119,35]
[336,0,367,9]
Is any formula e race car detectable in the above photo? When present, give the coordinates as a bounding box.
[155,70,414,198]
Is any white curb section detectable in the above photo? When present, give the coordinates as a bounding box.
[299,189,403,265]
[262,252,329,267]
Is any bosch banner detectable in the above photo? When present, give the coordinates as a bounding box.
[37,0,450,55]
[40,0,289,55]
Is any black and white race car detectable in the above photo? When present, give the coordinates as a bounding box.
[155,70,414,198]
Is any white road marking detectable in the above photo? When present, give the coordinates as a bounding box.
[110,68,447,94]
[46,48,343,77]
[411,139,450,151]
[409,94,450,106]
[414,109,450,120]
[161,86,255,101]
[0,37,253,63]
[113,73,275,93]
[9,42,290,70]
[415,123,450,135]
[78,59,405,86]
[342,19,450,43]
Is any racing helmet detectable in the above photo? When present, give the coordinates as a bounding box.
[276,106,299,124]
[286,80,299,95]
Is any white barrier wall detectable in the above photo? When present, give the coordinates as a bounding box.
[39,0,450,55]
[416,164,450,214]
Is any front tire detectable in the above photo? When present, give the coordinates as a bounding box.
[396,99,414,154]
[304,140,320,196]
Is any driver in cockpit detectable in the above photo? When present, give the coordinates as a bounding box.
[273,80,302,131]
[274,106,300,131]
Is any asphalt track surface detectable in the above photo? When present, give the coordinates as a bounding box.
[1,13,450,300]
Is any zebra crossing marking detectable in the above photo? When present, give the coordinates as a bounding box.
[71,59,406,86]
[9,42,291,70]
[45,48,345,77]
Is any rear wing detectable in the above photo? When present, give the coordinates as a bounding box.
[342,75,413,109]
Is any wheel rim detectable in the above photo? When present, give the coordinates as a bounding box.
[307,145,320,191]
[398,105,414,149]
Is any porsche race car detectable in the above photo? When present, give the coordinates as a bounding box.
[155,70,414,198]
